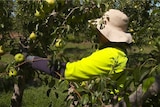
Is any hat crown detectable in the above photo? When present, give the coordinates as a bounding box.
[103,9,129,31]
[89,9,133,44]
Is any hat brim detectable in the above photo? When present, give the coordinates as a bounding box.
[89,18,133,44]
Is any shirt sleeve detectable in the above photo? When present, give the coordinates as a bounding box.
[64,48,128,81]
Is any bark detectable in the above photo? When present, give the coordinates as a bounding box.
[129,75,160,107]
[10,75,25,107]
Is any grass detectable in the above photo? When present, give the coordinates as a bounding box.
[0,91,12,107]
[22,85,68,107]
[22,86,52,107]
[0,85,68,107]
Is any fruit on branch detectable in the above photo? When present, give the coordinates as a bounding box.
[34,9,45,19]
[45,0,55,5]
[14,53,25,63]
[8,67,17,77]
[55,39,64,48]
[0,45,4,55]
[29,32,37,40]
[34,10,41,17]
[129,28,134,32]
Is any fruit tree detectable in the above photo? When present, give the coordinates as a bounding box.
[0,0,160,107]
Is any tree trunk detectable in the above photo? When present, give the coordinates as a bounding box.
[106,75,160,107]
[10,75,25,107]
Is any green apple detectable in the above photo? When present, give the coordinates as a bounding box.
[129,28,134,32]
[8,67,17,77]
[80,81,87,87]
[134,5,138,8]
[55,39,64,48]
[0,45,4,55]
[34,9,45,19]
[95,78,100,83]
[29,32,37,40]
[45,0,55,5]
[14,53,25,63]
[35,10,40,17]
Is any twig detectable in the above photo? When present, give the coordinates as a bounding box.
[69,83,82,99]
[62,7,79,25]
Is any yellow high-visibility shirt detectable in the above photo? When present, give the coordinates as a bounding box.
[64,47,128,81]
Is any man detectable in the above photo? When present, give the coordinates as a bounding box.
[26,9,133,81]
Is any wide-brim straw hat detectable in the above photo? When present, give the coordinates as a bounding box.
[89,9,133,44]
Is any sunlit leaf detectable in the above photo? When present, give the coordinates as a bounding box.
[142,77,155,93]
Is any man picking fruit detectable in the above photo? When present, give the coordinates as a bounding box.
[26,9,133,81]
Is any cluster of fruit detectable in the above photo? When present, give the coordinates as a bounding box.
[7,38,64,77]
[7,34,64,77]
[8,53,25,77]
[29,31,64,48]
[34,0,56,19]
[4,0,64,77]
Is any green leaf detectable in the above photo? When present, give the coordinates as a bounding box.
[48,79,55,88]
[81,94,89,105]
[142,77,155,93]
[55,92,59,98]
[46,88,51,97]
[91,95,96,104]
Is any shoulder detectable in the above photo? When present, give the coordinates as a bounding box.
[95,47,125,55]
[90,47,127,60]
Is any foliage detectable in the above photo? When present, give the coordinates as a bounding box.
[0,0,160,106]
[0,0,13,33]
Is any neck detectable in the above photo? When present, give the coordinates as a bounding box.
[99,42,129,54]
